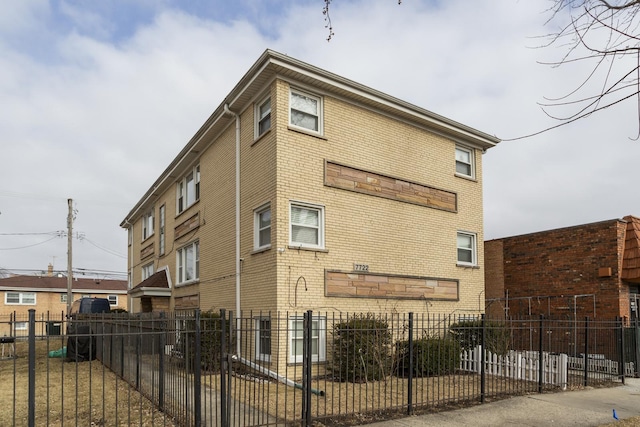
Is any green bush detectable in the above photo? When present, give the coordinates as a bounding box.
[178,310,232,372]
[395,336,460,377]
[448,319,510,355]
[330,314,392,382]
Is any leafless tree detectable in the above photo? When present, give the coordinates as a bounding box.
[541,0,640,139]
[323,0,401,42]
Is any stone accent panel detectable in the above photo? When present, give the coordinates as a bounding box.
[140,243,154,260]
[324,161,457,212]
[175,212,200,240]
[325,270,459,300]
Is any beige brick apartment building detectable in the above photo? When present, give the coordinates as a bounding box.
[121,50,498,364]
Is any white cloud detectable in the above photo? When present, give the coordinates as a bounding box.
[0,0,638,275]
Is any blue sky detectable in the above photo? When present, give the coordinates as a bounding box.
[1,0,638,277]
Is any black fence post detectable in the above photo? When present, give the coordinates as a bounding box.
[407,312,413,415]
[28,309,35,427]
[481,314,486,403]
[159,312,165,411]
[220,309,228,427]
[194,309,202,427]
[538,315,544,393]
[583,317,589,387]
[635,317,640,378]
[303,310,313,427]
[619,317,626,385]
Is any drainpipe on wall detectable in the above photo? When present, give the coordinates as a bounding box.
[224,103,242,356]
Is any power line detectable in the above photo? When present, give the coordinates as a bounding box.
[0,235,60,250]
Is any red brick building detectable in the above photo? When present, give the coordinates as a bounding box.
[485,215,640,322]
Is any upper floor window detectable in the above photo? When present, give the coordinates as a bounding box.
[142,262,154,281]
[159,204,166,256]
[177,241,200,284]
[455,146,475,179]
[290,89,322,134]
[457,231,477,266]
[142,209,154,241]
[254,204,271,250]
[256,96,271,137]
[290,202,324,250]
[5,292,36,305]
[177,165,200,214]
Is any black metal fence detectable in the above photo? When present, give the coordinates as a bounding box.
[0,310,637,426]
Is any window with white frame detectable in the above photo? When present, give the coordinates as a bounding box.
[177,165,200,214]
[457,231,477,266]
[177,241,200,284]
[108,295,118,306]
[255,317,271,362]
[256,96,271,137]
[60,294,67,303]
[159,204,166,256]
[289,316,326,363]
[254,204,271,250]
[5,292,36,305]
[14,322,27,331]
[290,202,324,249]
[455,146,475,178]
[142,209,154,240]
[290,89,322,133]
[142,263,154,281]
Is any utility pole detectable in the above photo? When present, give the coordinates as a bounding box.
[66,198,73,315]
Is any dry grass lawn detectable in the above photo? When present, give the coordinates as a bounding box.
[0,339,176,426]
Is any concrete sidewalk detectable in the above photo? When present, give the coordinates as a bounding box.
[365,378,640,427]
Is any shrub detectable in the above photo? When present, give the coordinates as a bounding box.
[448,319,510,355]
[330,314,392,382]
[177,310,232,372]
[395,335,461,377]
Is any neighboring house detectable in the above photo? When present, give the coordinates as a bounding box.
[121,50,499,367]
[0,264,128,335]
[485,215,640,321]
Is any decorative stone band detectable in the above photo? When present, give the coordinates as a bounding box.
[175,212,200,240]
[324,160,457,212]
[325,270,459,301]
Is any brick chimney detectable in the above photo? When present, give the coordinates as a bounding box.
[47,263,54,277]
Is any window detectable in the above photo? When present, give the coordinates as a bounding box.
[289,316,326,363]
[290,89,322,133]
[290,202,324,249]
[254,204,271,250]
[5,292,36,305]
[142,263,154,281]
[177,241,200,284]
[177,165,200,214]
[457,231,477,266]
[256,96,271,137]
[108,295,118,306]
[255,317,271,362]
[14,322,27,331]
[159,204,166,256]
[60,294,67,303]
[142,209,154,240]
[455,146,475,178]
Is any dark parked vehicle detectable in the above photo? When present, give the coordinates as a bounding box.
[69,297,111,317]
[67,297,111,362]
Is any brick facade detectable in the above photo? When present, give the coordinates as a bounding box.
[485,219,630,320]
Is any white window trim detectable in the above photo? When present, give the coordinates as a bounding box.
[60,294,67,303]
[289,201,325,250]
[255,317,272,362]
[289,88,323,135]
[159,204,166,256]
[177,165,201,214]
[254,203,272,251]
[108,295,118,306]
[176,241,200,285]
[142,209,154,241]
[142,262,154,281]
[5,292,36,305]
[455,146,475,179]
[288,316,326,364]
[457,231,478,266]
[14,322,27,331]
[255,95,271,138]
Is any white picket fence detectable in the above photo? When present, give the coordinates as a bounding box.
[567,355,635,377]
[460,346,568,389]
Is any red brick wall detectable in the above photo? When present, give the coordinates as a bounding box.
[486,219,627,320]
[484,239,505,319]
